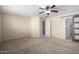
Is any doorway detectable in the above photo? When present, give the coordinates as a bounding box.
[42,21,45,35]
[65,15,79,41]
[40,19,52,37]
[72,15,79,41]
[65,17,73,40]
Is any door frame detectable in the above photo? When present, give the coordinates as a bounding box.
[40,18,52,37]
[40,20,46,37]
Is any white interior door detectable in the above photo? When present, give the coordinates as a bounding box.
[45,20,51,37]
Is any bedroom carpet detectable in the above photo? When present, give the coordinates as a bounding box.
[0,37,79,54]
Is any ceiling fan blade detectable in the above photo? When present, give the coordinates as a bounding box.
[39,7,45,10]
[39,11,44,14]
[51,5,56,9]
[51,10,58,12]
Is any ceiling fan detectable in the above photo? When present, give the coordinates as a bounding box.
[39,5,58,15]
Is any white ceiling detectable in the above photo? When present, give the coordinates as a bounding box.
[1,5,79,17]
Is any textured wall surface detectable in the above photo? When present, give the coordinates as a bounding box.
[2,13,30,41]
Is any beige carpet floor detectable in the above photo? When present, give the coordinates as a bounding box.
[0,37,79,54]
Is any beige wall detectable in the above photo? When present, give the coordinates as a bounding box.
[30,16,40,38]
[51,16,65,39]
[0,13,1,42]
[1,14,41,41]
[2,13,30,41]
